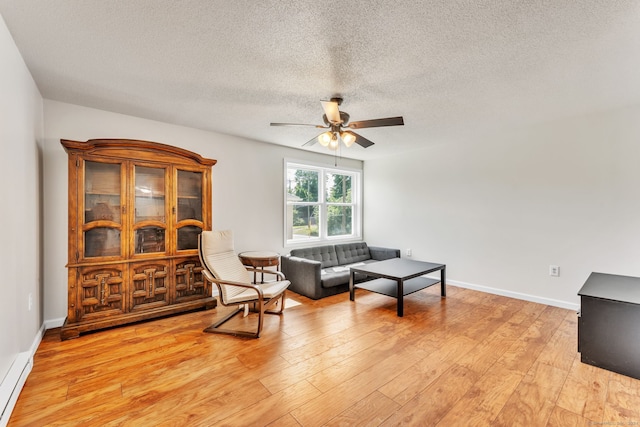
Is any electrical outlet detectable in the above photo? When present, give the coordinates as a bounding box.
[406,248,412,257]
[549,265,560,277]
[28,293,33,311]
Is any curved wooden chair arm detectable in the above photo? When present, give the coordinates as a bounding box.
[211,278,264,299]
[201,269,264,300]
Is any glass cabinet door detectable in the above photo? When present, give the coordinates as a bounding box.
[176,169,203,250]
[84,161,122,258]
[134,165,167,254]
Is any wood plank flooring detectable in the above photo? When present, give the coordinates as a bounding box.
[9,285,640,426]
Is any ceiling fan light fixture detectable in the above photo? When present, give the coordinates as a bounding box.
[318,131,332,146]
[341,131,356,147]
[328,132,340,150]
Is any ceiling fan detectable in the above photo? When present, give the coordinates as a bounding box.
[270,97,404,150]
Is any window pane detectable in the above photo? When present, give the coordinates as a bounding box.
[135,166,165,223]
[289,205,319,240]
[135,227,165,254]
[177,226,201,250]
[326,173,352,203]
[85,228,121,257]
[287,168,319,202]
[177,170,202,221]
[284,161,361,244]
[85,161,121,224]
[327,206,352,237]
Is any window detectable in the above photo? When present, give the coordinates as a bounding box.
[285,160,361,245]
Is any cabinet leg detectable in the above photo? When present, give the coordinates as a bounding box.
[60,324,80,341]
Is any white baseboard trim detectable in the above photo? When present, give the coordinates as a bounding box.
[44,317,66,330]
[0,352,31,427]
[0,323,45,427]
[436,276,580,312]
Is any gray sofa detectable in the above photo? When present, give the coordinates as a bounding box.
[280,242,400,300]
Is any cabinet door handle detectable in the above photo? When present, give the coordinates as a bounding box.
[100,277,106,305]
[144,269,155,298]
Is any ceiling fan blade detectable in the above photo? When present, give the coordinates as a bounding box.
[320,100,341,124]
[302,133,323,147]
[350,131,375,148]
[270,122,326,128]
[349,116,404,129]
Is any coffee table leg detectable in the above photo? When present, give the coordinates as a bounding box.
[398,279,404,317]
[441,266,446,297]
[349,270,355,301]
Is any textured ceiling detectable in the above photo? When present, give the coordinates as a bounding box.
[1,1,639,160]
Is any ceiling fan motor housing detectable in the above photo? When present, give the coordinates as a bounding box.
[322,111,350,126]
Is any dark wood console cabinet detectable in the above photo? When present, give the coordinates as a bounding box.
[60,138,217,340]
[578,272,640,379]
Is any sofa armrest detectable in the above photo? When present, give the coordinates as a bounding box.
[280,255,323,299]
[368,246,401,261]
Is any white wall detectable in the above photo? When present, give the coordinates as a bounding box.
[364,105,640,309]
[42,100,362,324]
[0,13,43,424]
[38,100,640,321]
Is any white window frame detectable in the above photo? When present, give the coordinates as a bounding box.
[284,159,362,247]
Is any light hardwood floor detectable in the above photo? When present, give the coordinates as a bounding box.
[9,285,640,426]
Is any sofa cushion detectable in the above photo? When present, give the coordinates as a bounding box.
[320,270,350,288]
[335,242,371,265]
[290,245,339,268]
[320,259,379,288]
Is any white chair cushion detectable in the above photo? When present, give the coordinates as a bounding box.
[200,230,252,301]
[224,280,291,304]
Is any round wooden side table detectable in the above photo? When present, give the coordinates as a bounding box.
[238,251,280,283]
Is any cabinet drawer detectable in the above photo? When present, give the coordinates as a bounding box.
[173,257,210,303]
[74,265,126,321]
[130,261,170,311]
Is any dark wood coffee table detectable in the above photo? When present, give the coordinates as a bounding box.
[349,258,446,317]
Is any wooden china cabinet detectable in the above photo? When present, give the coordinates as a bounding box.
[60,138,217,340]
